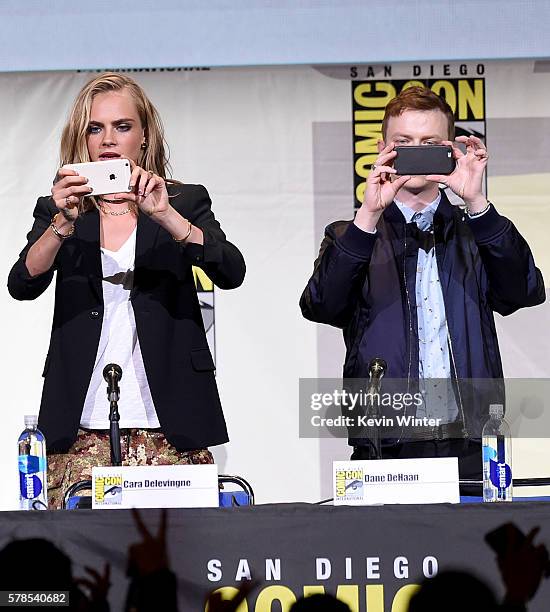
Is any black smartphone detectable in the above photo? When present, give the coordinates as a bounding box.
[394,145,456,175]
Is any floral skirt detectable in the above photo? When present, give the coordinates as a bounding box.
[47,428,213,510]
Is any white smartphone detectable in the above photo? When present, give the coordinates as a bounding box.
[65,159,132,196]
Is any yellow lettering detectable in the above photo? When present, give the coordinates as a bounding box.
[354,124,382,155]
[391,584,421,612]
[336,472,346,497]
[104,476,122,486]
[302,586,325,597]
[94,477,104,502]
[354,82,396,108]
[193,266,214,292]
[336,585,360,612]
[430,81,457,113]
[255,586,297,612]
[401,80,426,91]
[355,155,378,179]
[205,587,248,612]
[366,585,384,612]
[458,79,484,120]
[354,110,385,121]
[344,470,362,479]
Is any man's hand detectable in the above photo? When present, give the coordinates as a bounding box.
[74,563,111,605]
[128,508,169,577]
[355,143,411,232]
[496,525,549,605]
[426,135,488,213]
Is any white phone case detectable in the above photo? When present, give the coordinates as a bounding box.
[65,159,132,196]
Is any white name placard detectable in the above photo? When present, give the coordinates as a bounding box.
[92,464,219,509]
[333,458,459,505]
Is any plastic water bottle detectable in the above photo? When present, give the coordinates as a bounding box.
[18,415,48,510]
[482,404,512,502]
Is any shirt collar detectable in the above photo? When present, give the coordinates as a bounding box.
[395,193,442,225]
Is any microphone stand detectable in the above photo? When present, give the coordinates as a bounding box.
[363,358,387,460]
[103,364,122,466]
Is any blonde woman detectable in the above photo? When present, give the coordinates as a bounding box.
[8,73,245,508]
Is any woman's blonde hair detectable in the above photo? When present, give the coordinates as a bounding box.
[60,72,173,211]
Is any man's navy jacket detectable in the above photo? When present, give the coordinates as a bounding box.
[300,192,545,438]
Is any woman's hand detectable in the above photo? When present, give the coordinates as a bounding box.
[111,161,170,219]
[51,167,93,221]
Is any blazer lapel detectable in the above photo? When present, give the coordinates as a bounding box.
[132,212,161,297]
[135,211,162,265]
[75,208,102,302]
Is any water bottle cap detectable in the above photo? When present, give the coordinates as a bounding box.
[489,404,504,418]
[24,415,38,427]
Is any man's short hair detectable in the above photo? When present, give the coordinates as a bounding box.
[382,86,455,140]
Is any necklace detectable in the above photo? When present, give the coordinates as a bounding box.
[99,205,131,216]
[98,197,131,216]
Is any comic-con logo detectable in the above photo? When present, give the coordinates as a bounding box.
[352,77,486,208]
[94,475,123,505]
[335,468,364,501]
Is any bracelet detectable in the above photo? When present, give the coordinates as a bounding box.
[172,220,193,243]
[466,201,492,218]
[50,213,75,240]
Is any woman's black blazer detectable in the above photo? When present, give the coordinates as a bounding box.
[8,183,245,452]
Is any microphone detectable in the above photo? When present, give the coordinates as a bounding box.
[364,357,387,460]
[103,363,122,402]
[368,358,387,392]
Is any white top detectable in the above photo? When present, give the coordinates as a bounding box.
[80,228,161,429]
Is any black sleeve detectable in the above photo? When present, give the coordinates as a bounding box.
[7,196,57,301]
[466,205,546,315]
[179,185,246,290]
[299,220,377,329]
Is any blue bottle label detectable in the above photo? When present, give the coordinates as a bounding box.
[19,473,43,499]
[483,446,497,462]
[18,455,46,474]
[489,459,512,489]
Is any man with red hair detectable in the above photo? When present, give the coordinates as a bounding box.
[301,86,545,487]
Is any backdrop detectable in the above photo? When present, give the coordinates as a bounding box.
[1,60,549,509]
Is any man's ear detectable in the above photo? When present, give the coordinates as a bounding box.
[377,140,386,153]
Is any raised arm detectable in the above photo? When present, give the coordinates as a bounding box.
[300,221,376,328]
[8,196,57,301]
[301,143,409,328]
[426,135,545,314]
[174,184,246,290]
[466,207,545,315]
[8,167,90,300]
[111,168,246,290]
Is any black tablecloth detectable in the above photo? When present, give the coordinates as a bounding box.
[1,502,549,611]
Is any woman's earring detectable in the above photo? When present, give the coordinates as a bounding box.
[141,141,147,150]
